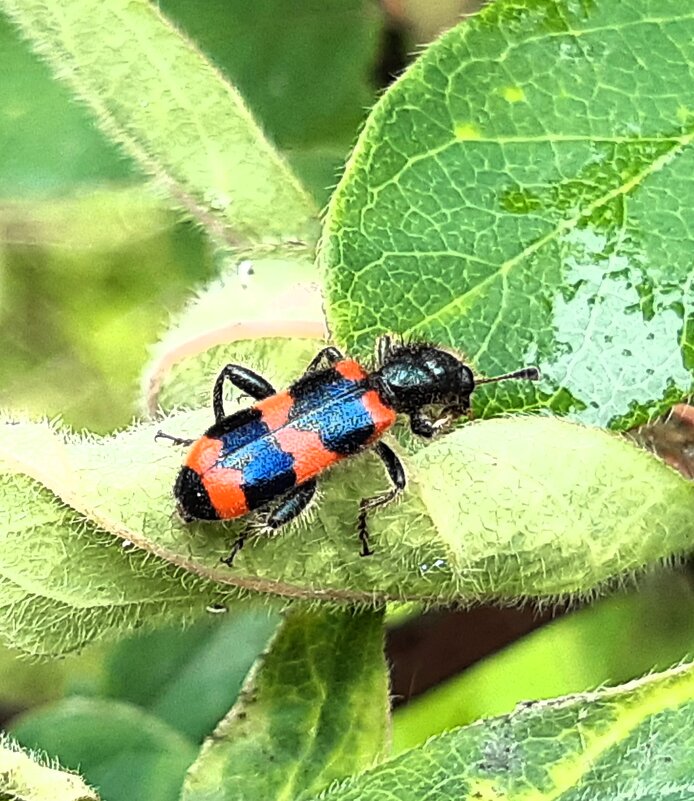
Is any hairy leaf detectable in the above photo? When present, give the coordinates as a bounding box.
[159,0,380,151]
[0,470,233,656]
[144,250,325,415]
[11,698,196,801]
[0,0,317,246]
[3,408,693,607]
[316,663,694,801]
[0,1,380,201]
[181,608,388,801]
[0,733,98,801]
[0,14,126,195]
[321,0,694,429]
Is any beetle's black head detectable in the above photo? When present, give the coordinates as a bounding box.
[373,338,540,417]
[374,343,475,413]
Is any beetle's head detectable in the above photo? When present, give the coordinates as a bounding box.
[374,341,540,414]
[375,344,475,412]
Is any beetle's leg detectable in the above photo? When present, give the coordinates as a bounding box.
[220,481,318,567]
[410,402,470,438]
[409,410,437,438]
[213,364,276,422]
[438,403,471,425]
[431,402,472,432]
[305,347,344,373]
[358,442,406,557]
[154,431,195,447]
[266,479,318,529]
[220,534,247,568]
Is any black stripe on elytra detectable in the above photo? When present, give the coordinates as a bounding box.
[242,467,297,510]
[300,392,376,456]
[205,405,266,439]
[174,466,219,521]
[288,367,358,420]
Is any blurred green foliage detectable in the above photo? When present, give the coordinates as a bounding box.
[393,570,694,751]
[0,0,381,433]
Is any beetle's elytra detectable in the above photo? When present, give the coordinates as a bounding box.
[157,337,539,565]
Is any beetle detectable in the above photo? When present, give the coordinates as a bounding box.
[157,336,539,565]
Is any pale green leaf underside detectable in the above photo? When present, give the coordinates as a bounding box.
[3,397,693,607]
[0,471,232,656]
[321,0,694,429]
[0,0,317,245]
[182,608,388,801]
[314,662,694,801]
[0,732,98,801]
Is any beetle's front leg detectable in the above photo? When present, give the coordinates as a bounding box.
[409,410,437,438]
[409,404,470,438]
[305,347,344,373]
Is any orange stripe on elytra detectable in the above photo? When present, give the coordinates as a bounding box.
[203,466,249,519]
[361,389,397,441]
[335,359,368,382]
[185,436,223,475]
[257,391,293,431]
[274,427,341,484]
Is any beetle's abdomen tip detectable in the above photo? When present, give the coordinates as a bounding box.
[174,465,219,522]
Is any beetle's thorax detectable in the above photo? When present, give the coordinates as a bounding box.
[371,345,474,413]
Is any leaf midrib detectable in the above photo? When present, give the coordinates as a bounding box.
[403,131,694,337]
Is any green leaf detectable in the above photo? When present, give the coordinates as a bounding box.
[158,0,380,151]
[3,408,694,608]
[0,0,317,245]
[0,1,380,201]
[0,470,232,656]
[0,15,126,195]
[393,570,694,752]
[320,0,694,429]
[181,608,388,801]
[314,661,694,801]
[10,698,196,801]
[0,732,99,801]
[102,610,279,743]
[286,144,354,206]
[0,188,210,434]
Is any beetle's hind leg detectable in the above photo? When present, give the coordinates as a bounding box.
[266,480,317,529]
[220,481,318,567]
[358,442,406,557]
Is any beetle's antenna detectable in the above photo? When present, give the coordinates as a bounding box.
[475,366,541,385]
